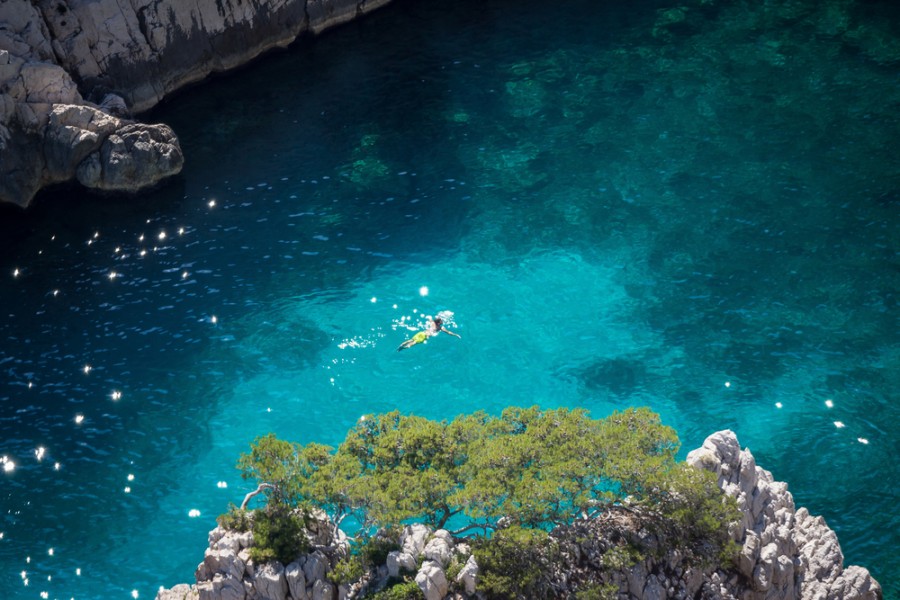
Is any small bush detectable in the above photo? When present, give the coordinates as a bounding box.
[329,553,366,585]
[249,505,310,565]
[474,526,558,600]
[599,543,642,571]
[362,527,402,567]
[216,503,252,532]
[574,582,619,600]
[369,579,423,600]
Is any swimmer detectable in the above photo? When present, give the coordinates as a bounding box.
[397,316,461,351]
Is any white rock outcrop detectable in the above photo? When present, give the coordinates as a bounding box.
[686,430,881,600]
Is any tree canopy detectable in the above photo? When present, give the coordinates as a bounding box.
[234,406,718,538]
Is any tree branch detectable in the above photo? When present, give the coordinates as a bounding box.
[240,483,275,510]
[449,522,494,536]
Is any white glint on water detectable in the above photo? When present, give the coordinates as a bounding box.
[825,399,834,408]
[419,286,429,296]
[834,421,845,429]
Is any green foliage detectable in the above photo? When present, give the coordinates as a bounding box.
[368,579,423,600]
[361,527,402,567]
[599,543,643,571]
[574,582,619,600]
[234,406,737,574]
[329,553,366,586]
[474,526,559,600]
[647,463,741,566]
[216,503,251,533]
[248,505,310,565]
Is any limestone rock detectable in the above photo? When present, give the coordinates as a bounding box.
[76,122,183,192]
[689,430,882,600]
[197,572,246,600]
[415,560,449,600]
[400,523,432,558]
[253,562,288,600]
[0,0,398,207]
[285,560,309,600]
[302,551,329,586]
[423,531,453,568]
[310,578,334,600]
[155,583,199,600]
[456,555,479,596]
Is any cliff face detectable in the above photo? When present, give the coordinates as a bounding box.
[0,0,394,208]
[156,431,882,600]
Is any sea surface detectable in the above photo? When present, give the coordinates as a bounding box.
[1,0,898,598]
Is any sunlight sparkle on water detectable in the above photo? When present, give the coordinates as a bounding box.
[825,399,834,408]
[419,286,429,297]
[188,509,201,518]
[834,421,846,429]
[35,447,45,461]
[111,390,122,401]
[75,414,84,424]
[127,474,135,481]
[83,365,92,374]
[2,456,15,472]
[370,297,377,303]
[132,589,139,598]
[858,438,869,445]
[158,231,167,241]
[724,381,731,388]
[775,402,783,408]
[124,487,131,493]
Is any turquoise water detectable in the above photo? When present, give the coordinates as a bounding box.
[1,0,898,598]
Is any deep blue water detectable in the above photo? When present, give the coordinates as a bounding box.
[1,0,898,598]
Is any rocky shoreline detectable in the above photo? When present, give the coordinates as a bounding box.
[0,0,395,208]
[156,431,882,600]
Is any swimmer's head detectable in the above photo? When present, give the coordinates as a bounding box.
[433,317,443,327]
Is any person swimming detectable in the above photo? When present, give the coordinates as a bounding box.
[397,316,461,351]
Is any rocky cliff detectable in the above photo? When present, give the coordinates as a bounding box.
[156,431,882,600]
[0,0,394,208]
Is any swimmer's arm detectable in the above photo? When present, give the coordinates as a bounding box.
[442,328,461,339]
